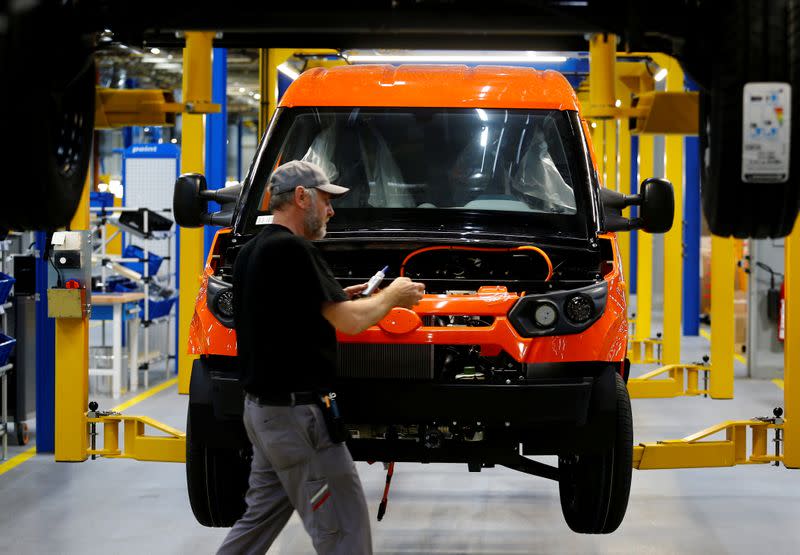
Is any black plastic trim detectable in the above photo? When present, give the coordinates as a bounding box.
[508,280,608,337]
[207,275,235,328]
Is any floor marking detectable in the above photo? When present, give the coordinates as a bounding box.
[773,379,785,390]
[698,328,747,364]
[0,447,36,476]
[0,378,178,477]
[111,377,178,412]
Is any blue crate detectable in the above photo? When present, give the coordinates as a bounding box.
[141,296,176,320]
[0,333,16,366]
[105,277,140,293]
[90,191,115,209]
[0,272,15,305]
[121,244,164,277]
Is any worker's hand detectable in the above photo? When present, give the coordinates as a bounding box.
[383,277,425,308]
[344,283,369,299]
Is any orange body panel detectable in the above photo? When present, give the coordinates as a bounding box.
[188,232,628,364]
[280,65,581,112]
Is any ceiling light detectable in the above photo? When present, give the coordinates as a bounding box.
[150,47,161,55]
[615,99,622,107]
[253,93,261,100]
[654,68,668,82]
[238,87,246,93]
[171,138,178,144]
[277,62,300,80]
[344,52,568,64]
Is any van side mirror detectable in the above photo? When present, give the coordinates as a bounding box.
[600,178,674,234]
[173,173,243,228]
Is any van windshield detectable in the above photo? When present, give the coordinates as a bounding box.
[242,107,590,237]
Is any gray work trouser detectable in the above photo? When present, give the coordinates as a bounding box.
[217,397,372,555]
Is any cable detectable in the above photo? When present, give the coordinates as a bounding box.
[399,245,554,281]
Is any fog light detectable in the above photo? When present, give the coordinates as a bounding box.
[216,289,234,317]
[533,302,557,328]
[564,294,593,323]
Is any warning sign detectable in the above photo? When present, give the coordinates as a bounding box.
[742,82,791,183]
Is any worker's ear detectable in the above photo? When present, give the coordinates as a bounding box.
[294,186,307,207]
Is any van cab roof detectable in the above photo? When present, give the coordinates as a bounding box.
[279,64,581,112]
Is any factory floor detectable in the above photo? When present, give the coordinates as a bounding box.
[0,333,797,554]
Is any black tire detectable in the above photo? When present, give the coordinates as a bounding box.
[0,5,95,231]
[701,0,800,238]
[558,372,633,534]
[186,405,251,527]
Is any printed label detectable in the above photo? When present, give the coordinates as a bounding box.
[255,215,274,226]
[742,83,791,183]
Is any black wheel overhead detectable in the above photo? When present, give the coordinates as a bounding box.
[0,3,95,231]
[700,0,800,238]
[186,404,251,528]
[557,372,633,534]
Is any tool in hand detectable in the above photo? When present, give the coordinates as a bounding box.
[361,265,389,297]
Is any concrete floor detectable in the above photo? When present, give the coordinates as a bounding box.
[1,334,798,554]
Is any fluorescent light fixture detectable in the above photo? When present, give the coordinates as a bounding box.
[150,47,160,55]
[344,52,568,63]
[277,62,300,80]
[153,62,182,71]
[654,68,668,82]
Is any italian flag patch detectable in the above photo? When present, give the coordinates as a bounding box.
[311,483,331,512]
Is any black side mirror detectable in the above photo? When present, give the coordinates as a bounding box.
[600,177,674,234]
[173,173,243,228]
[638,178,674,233]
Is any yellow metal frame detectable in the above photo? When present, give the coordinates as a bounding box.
[88,414,185,462]
[95,87,220,129]
[634,419,783,469]
[627,337,663,365]
[628,362,709,398]
[178,31,215,395]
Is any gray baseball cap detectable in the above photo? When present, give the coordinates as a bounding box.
[268,160,350,198]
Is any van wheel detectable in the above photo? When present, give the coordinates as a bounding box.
[186,405,251,527]
[700,0,800,238]
[558,372,632,534]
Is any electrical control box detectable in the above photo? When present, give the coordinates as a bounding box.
[47,231,92,318]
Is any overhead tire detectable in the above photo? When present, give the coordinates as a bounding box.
[0,4,95,231]
[700,0,800,238]
[186,405,251,527]
[558,372,633,534]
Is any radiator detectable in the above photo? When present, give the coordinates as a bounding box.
[336,344,434,379]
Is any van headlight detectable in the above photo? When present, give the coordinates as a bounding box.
[508,281,607,337]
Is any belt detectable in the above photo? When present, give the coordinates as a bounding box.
[246,391,318,406]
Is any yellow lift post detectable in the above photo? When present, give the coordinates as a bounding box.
[178,31,217,395]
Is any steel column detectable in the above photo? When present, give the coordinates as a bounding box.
[589,34,617,118]
[684,134,701,335]
[259,48,294,138]
[618,117,632,300]
[204,47,228,258]
[178,31,214,395]
[710,235,735,399]
[54,173,90,462]
[630,135,639,295]
[659,55,684,365]
[785,222,800,467]
[34,231,55,452]
[634,135,654,341]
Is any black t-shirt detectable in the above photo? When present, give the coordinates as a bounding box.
[233,224,347,396]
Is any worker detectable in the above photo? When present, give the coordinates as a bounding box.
[218,160,425,555]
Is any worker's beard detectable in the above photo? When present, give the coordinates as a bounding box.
[304,208,326,240]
